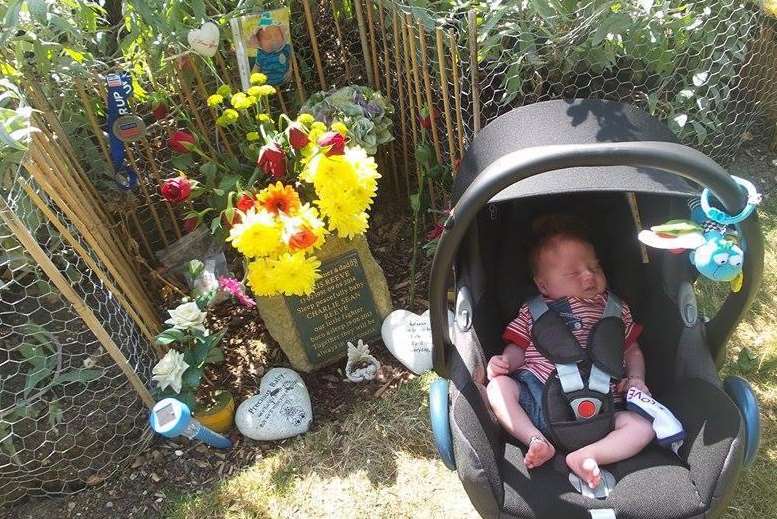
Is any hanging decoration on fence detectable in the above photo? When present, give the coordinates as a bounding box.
[231,7,293,90]
[105,71,140,189]
[188,21,220,58]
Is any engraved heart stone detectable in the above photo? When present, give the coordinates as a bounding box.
[188,22,220,58]
[235,368,312,441]
[380,309,454,375]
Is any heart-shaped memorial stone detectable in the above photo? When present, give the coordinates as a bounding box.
[381,309,454,375]
[188,22,220,58]
[235,368,312,441]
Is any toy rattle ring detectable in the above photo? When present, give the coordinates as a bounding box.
[700,176,761,225]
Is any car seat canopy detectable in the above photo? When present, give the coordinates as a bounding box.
[454,99,699,204]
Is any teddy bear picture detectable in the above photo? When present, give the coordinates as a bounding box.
[231,8,294,89]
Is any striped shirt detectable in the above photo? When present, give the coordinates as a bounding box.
[502,293,643,387]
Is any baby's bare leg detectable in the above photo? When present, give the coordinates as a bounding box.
[487,375,555,468]
[566,410,655,488]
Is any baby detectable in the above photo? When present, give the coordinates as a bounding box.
[486,218,655,489]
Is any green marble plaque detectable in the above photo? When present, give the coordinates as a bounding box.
[285,250,382,364]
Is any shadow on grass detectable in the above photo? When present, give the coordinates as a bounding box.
[164,373,443,518]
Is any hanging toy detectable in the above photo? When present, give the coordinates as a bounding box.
[637,176,760,292]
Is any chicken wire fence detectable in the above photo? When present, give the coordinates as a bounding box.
[367,0,777,196]
[0,163,157,506]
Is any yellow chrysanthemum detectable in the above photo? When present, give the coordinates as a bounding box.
[280,204,327,252]
[216,85,232,97]
[256,113,272,123]
[273,252,321,296]
[296,113,315,126]
[325,210,370,239]
[246,258,278,296]
[230,92,253,110]
[246,132,260,142]
[227,209,283,258]
[223,109,239,123]
[315,194,362,228]
[765,0,777,18]
[250,72,268,86]
[331,121,348,136]
[247,86,263,98]
[207,94,224,107]
[256,85,276,97]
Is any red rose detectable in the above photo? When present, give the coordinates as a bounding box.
[419,107,437,130]
[257,142,287,179]
[160,176,192,203]
[183,216,199,233]
[152,103,168,121]
[426,223,444,240]
[236,193,255,213]
[168,131,197,154]
[317,131,346,156]
[287,124,310,151]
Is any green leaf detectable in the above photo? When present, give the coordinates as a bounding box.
[182,366,203,389]
[205,347,225,364]
[62,47,85,63]
[155,328,186,345]
[737,347,757,373]
[51,369,101,386]
[409,193,420,213]
[171,153,194,170]
[24,360,56,398]
[27,0,47,23]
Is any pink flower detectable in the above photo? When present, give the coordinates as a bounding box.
[218,277,256,308]
[426,223,444,240]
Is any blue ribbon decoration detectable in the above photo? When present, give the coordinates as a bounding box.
[105,72,138,190]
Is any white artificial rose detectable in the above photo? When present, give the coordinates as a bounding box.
[152,350,190,393]
[165,301,207,333]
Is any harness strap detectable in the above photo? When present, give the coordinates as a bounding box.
[602,291,622,319]
[588,365,612,394]
[556,363,585,392]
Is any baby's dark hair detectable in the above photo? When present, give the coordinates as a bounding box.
[528,213,591,275]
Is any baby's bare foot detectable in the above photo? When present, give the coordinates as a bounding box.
[524,436,555,469]
[566,451,601,489]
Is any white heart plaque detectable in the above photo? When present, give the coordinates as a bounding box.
[188,22,220,58]
[381,309,454,375]
[235,368,312,441]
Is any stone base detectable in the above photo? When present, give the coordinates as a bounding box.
[256,235,392,372]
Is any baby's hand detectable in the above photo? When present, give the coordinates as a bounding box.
[487,355,511,380]
[618,376,650,396]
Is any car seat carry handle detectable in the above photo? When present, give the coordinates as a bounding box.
[430,141,763,378]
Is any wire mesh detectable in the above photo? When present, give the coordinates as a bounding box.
[0,166,156,506]
[374,0,777,177]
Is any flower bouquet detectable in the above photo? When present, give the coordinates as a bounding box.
[159,74,386,298]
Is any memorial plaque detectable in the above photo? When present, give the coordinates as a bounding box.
[286,250,381,364]
[255,235,393,372]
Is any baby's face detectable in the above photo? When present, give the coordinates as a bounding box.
[534,237,607,300]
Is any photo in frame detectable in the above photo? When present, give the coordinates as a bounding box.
[230,7,293,91]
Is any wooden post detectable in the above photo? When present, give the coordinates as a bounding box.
[177,73,220,156]
[190,60,238,161]
[291,54,307,105]
[353,0,375,86]
[74,81,113,168]
[364,0,381,92]
[449,29,466,160]
[141,140,183,240]
[393,11,410,197]
[377,1,398,197]
[332,4,354,83]
[0,197,157,407]
[418,21,443,165]
[215,53,237,92]
[125,148,170,248]
[436,28,458,168]
[401,13,419,155]
[468,10,481,134]
[301,0,327,90]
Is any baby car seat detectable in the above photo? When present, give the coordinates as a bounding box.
[427,99,762,519]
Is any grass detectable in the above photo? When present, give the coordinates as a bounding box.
[165,200,777,519]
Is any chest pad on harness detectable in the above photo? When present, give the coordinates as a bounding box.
[528,293,625,452]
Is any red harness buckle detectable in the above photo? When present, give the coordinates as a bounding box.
[569,397,603,420]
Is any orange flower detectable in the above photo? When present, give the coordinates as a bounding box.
[257,182,301,215]
[288,226,317,251]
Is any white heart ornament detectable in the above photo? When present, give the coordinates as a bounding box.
[235,368,312,441]
[188,22,220,58]
[381,309,455,375]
